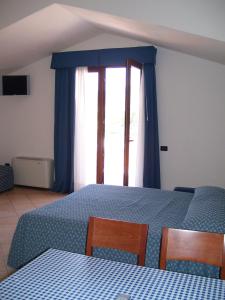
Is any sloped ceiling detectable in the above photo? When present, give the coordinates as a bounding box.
[0,5,101,72]
[0,3,225,73]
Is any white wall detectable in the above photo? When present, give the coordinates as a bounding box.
[1,33,225,189]
[0,56,55,164]
[157,48,225,189]
[65,33,148,51]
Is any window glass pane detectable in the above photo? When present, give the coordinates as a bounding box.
[128,66,141,186]
[104,68,126,185]
[84,72,98,184]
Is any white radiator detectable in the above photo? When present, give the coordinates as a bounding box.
[12,157,54,189]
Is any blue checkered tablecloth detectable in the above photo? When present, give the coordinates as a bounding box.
[1,249,225,299]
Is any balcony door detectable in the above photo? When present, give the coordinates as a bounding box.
[80,60,142,187]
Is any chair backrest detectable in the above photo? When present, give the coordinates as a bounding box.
[86,216,148,266]
[160,227,225,279]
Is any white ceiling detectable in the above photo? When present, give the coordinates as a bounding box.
[0,4,101,72]
[1,3,225,73]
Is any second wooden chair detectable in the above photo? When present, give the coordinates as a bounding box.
[160,227,225,279]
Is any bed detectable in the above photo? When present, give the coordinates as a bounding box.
[8,184,225,278]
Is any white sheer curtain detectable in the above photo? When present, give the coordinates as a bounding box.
[74,66,144,190]
[134,70,145,187]
[74,67,97,191]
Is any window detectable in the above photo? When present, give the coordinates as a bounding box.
[75,61,143,189]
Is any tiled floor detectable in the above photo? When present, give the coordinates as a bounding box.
[0,186,64,281]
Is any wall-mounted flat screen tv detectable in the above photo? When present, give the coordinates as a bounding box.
[2,75,28,95]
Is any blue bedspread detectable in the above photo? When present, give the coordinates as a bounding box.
[7,185,225,278]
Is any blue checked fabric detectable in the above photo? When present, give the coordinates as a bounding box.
[1,249,225,300]
[0,165,13,192]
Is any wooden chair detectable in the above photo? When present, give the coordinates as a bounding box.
[160,227,225,279]
[86,216,148,266]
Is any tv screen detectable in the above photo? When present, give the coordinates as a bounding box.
[2,75,28,95]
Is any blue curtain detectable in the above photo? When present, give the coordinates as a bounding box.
[53,68,75,193]
[143,64,161,188]
[51,46,160,192]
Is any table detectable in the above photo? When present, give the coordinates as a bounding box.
[1,249,225,299]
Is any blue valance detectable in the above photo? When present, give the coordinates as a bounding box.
[51,46,156,69]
